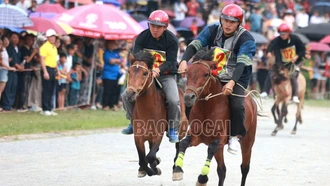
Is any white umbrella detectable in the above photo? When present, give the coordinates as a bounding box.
[0,4,33,27]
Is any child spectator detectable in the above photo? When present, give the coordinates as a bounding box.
[57,53,67,109]
[68,62,81,107]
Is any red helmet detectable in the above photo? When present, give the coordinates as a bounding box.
[278,23,292,34]
[148,10,169,27]
[220,4,244,23]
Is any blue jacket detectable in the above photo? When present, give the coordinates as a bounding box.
[102,49,121,80]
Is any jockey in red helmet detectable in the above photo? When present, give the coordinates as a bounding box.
[121,10,181,143]
[260,22,305,103]
[178,4,256,154]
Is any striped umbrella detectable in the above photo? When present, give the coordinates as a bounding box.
[0,4,33,27]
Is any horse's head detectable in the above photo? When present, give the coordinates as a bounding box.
[184,48,218,107]
[126,51,154,101]
[271,63,289,85]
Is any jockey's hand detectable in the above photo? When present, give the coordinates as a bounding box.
[267,52,272,58]
[222,80,235,96]
[178,60,187,77]
[291,56,299,63]
[152,68,160,78]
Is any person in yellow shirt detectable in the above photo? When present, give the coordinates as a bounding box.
[39,29,58,116]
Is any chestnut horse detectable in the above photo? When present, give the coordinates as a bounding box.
[270,63,306,136]
[172,49,257,186]
[125,51,188,178]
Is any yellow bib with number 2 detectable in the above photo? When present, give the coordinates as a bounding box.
[212,47,231,74]
[143,49,166,69]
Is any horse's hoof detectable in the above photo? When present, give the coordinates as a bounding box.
[156,157,161,165]
[156,167,162,176]
[172,172,183,181]
[291,130,296,135]
[196,181,207,186]
[137,171,146,178]
[284,118,288,123]
[271,131,277,136]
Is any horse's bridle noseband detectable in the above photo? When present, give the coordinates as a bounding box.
[185,61,216,99]
[126,63,154,97]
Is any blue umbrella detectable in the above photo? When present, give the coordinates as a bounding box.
[0,4,33,27]
[102,0,120,6]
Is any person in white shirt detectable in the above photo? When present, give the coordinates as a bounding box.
[310,11,323,24]
[173,0,188,26]
[296,8,309,28]
[16,0,31,11]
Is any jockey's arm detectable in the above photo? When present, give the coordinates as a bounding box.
[179,26,211,72]
[294,36,306,65]
[266,39,276,57]
[231,40,256,86]
[158,38,179,74]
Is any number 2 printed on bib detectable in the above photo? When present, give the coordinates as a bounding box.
[281,46,296,63]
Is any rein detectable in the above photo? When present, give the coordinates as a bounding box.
[126,63,154,97]
[186,60,264,111]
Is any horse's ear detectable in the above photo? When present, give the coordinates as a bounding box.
[128,52,135,65]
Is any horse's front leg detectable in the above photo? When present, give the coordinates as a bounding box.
[196,139,220,186]
[146,139,162,176]
[271,103,278,125]
[134,136,153,178]
[172,134,192,181]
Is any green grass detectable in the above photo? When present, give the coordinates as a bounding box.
[0,110,128,137]
[304,99,330,108]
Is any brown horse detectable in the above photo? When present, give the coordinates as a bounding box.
[270,63,306,136]
[125,51,188,178]
[172,49,257,186]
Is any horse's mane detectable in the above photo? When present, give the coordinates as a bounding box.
[272,63,289,85]
[133,51,154,69]
[192,48,215,62]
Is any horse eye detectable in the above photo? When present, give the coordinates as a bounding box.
[143,71,148,76]
[204,73,209,77]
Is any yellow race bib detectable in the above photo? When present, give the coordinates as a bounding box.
[143,49,166,69]
[212,47,231,74]
[281,46,296,63]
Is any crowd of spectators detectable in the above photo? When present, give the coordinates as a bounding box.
[0,0,330,115]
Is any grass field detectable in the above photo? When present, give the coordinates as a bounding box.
[0,110,128,137]
[0,99,329,137]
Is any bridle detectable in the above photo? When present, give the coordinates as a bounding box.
[185,60,216,99]
[126,63,154,97]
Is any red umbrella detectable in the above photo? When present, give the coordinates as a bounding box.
[320,35,330,44]
[35,3,66,14]
[23,17,72,35]
[307,42,330,52]
[54,3,143,40]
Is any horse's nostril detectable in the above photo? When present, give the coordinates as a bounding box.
[191,94,196,100]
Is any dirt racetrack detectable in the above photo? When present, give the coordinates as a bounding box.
[0,99,329,186]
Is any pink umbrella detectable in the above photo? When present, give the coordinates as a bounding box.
[54,3,143,40]
[320,35,330,44]
[35,3,66,14]
[307,42,330,52]
[23,17,71,35]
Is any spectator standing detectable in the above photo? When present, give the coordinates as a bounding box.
[102,40,121,111]
[68,62,81,107]
[173,0,187,26]
[57,53,67,109]
[310,11,323,24]
[39,29,58,116]
[17,34,38,112]
[296,8,309,29]
[1,32,23,111]
[16,0,31,11]
[249,8,263,33]
[186,0,200,17]
[0,37,16,112]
